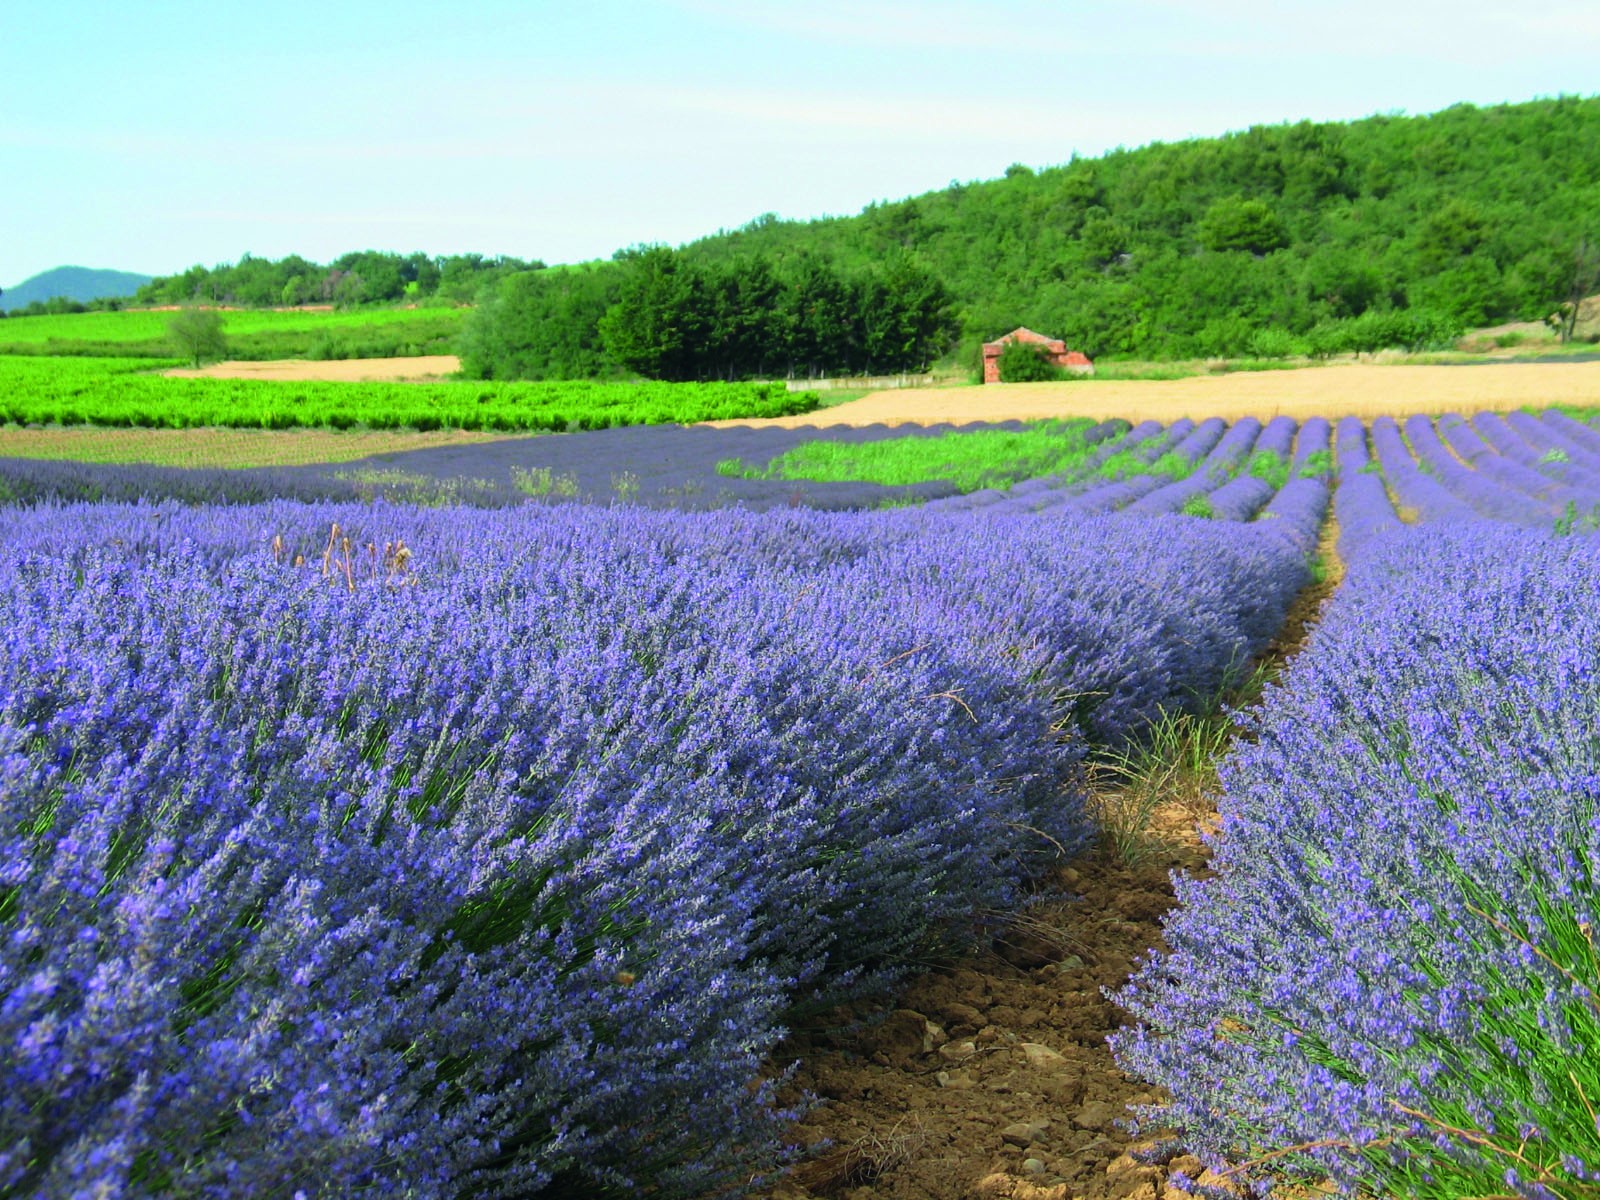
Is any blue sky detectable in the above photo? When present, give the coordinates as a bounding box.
[4,0,1598,287]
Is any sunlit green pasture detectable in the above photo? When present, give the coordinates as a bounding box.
[718,419,1126,492]
[0,305,469,359]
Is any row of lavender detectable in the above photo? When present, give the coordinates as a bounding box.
[1117,410,1600,1196]
[924,412,1334,532]
[0,498,1313,1198]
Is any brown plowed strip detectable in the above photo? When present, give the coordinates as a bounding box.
[0,426,524,469]
[164,355,460,382]
[723,361,1600,428]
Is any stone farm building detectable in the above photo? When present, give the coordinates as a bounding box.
[982,328,1094,383]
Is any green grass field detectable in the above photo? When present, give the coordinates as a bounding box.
[0,305,469,360]
[0,356,819,432]
[719,419,1125,492]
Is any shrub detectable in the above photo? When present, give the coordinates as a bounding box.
[996,339,1065,382]
[1247,327,1305,359]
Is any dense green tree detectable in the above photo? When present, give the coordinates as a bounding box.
[598,247,707,381]
[856,251,956,373]
[782,253,856,376]
[459,266,620,380]
[996,339,1062,381]
[1195,197,1289,254]
[1547,237,1600,342]
[701,256,787,379]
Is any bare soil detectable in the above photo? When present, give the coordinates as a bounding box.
[758,559,1346,1200]
[163,355,460,382]
[726,361,1600,428]
[759,847,1205,1200]
[0,426,522,469]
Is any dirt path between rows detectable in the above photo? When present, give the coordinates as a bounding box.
[758,539,1345,1200]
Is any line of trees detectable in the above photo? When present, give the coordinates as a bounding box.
[0,295,131,319]
[459,247,957,382]
[135,251,543,308]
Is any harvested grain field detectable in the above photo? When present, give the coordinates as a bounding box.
[723,360,1600,427]
[164,355,461,382]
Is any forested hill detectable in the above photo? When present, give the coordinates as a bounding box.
[1,266,153,314]
[677,95,1600,362]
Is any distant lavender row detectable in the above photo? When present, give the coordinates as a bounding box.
[0,499,1311,1197]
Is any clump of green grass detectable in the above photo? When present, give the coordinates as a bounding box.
[1089,662,1274,866]
[1296,448,1335,479]
[1244,449,1290,490]
[1180,494,1215,519]
[1090,710,1234,865]
[511,465,579,498]
[332,467,501,506]
[1096,448,1194,483]
[1554,500,1600,535]
[729,419,1109,493]
[611,471,640,503]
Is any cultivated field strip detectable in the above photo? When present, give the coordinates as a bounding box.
[0,356,819,431]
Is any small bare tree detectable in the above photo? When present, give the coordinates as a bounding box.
[168,307,228,367]
[1547,237,1600,344]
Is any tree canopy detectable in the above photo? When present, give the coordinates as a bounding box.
[167,307,228,367]
[677,95,1600,361]
[463,248,956,382]
[129,96,1600,374]
[137,251,542,308]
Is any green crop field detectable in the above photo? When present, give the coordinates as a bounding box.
[0,306,469,360]
[0,356,819,432]
[718,420,1117,491]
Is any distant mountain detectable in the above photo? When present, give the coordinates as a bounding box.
[1,266,154,312]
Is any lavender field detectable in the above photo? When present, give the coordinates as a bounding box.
[4,407,1600,1198]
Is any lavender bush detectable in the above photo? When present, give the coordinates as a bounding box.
[2,497,1310,1196]
[1403,413,1558,522]
[1115,521,1600,1197]
[1070,418,1222,513]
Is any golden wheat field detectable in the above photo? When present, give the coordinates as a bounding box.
[730,360,1600,427]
